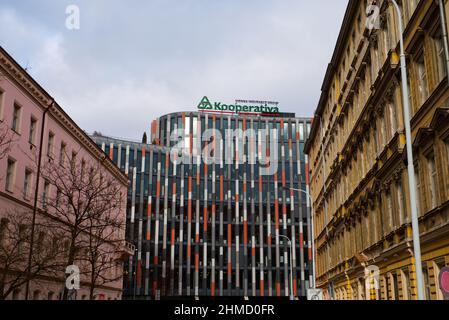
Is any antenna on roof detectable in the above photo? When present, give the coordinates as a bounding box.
[24,60,32,72]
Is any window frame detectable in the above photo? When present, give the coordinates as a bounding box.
[415,49,429,106]
[23,168,33,200]
[29,116,37,145]
[47,131,55,158]
[426,151,438,210]
[0,87,4,120]
[11,102,22,133]
[59,141,67,167]
[5,157,16,192]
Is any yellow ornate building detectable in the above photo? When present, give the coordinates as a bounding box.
[305,0,449,300]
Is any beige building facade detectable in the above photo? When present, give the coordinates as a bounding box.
[305,0,449,300]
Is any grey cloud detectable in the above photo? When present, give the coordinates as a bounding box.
[0,0,347,139]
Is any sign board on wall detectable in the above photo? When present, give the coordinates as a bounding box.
[197,96,280,116]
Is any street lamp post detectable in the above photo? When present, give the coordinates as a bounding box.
[389,0,425,300]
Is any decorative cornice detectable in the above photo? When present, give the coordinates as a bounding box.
[0,46,128,186]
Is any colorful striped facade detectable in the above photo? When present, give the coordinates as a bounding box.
[92,111,312,299]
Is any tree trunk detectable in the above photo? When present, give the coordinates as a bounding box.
[62,231,78,300]
[89,270,96,300]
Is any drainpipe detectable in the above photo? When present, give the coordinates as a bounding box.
[438,0,449,83]
[24,99,54,300]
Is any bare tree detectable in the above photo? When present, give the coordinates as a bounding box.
[82,211,124,300]
[40,152,126,300]
[0,210,67,300]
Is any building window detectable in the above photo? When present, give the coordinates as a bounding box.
[415,165,422,217]
[43,180,50,209]
[12,103,21,132]
[396,180,406,225]
[423,265,432,300]
[0,218,8,245]
[56,188,61,207]
[29,117,37,145]
[382,13,390,57]
[0,88,4,119]
[427,153,438,209]
[416,51,429,105]
[12,289,21,300]
[446,140,449,174]
[386,191,394,232]
[388,100,397,137]
[384,275,391,300]
[404,0,417,22]
[402,269,412,300]
[5,158,16,192]
[47,132,54,158]
[24,169,32,200]
[32,290,41,300]
[434,32,447,82]
[71,151,77,169]
[381,115,387,145]
[407,76,414,115]
[392,273,400,300]
[59,142,66,166]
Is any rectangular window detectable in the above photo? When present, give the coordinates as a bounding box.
[24,169,32,200]
[5,158,16,192]
[386,192,394,232]
[434,32,447,82]
[423,266,432,300]
[407,76,414,115]
[47,132,54,158]
[0,218,8,244]
[71,151,77,169]
[397,180,405,225]
[416,52,429,105]
[12,103,21,132]
[392,273,399,300]
[427,153,438,209]
[446,140,449,176]
[415,166,422,217]
[56,188,61,207]
[383,23,390,57]
[402,269,412,300]
[0,89,4,119]
[18,224,27,254]
[60,142,66,166]
[43,180,50,209]
[381,115,387,146]
[389,100,397,137]
[29,117,37,144]
[385,275,391,300]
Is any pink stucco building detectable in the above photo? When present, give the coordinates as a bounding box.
[0,46,131,300]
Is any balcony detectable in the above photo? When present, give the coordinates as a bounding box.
[117,240,135,260]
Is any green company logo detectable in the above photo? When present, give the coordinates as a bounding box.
[197,96,279,114]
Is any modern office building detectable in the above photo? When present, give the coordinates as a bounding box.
[92,110,312,299]
[0,46,130,300]
[305,0,449,300]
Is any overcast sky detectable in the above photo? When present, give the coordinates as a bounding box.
[0,0,347,140]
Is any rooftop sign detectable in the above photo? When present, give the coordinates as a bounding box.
[197,96,280,116]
